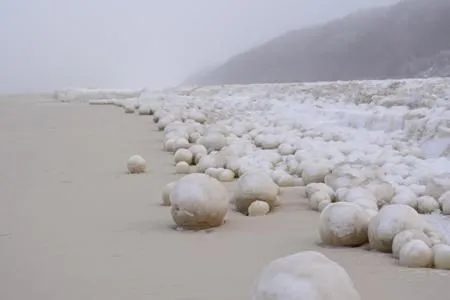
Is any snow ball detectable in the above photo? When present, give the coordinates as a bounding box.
[170,173,228,229]
[342,187,379,211]
[194,152,205,165]
[198,133,227,152]
[391,187,418,209]
[368,204,424,253]
[248,200,270,217]
[294,149,310,163]
[175,161,190,174]
[127,155,146,174]
[364,181,395,208]
[256,134,280,150]
[188,131,202,143]
[197,155,217,173]
[302,162,332,184]
[309,191,332,212]
[409,184,426,196]
[218,169,235,182]
[188,144,208,158]
[399,239,433,268]
[157,116,174,131]
[278,143,296,156]
[161,181,176,206]
[186,110,206,123]
[417,196,441,214]
[138,106,152,115]
[392,229,432,258]
[422,224,445,246]
[273,171,295,187]
[205,167,222,179]
[224,158,241,174]
[124,106,135,114]
[433,244,450,270]
[364,209,378,220]
[319,202,371,247]
[251,251,361,300]
[164,139,176,152]
[425,174,450,200]
[324,169,366,191]
[286,159,299,175]
[233,172,279,214]
[335,188,349,202]
[173,138,190,151]
[306,183,335,201]
[174,148,193,165]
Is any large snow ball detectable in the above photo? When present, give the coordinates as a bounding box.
[319,202,371,247]
[302,162,332,185]
[161,181,176,206]
[127,155,146,174]
[198,133,227,152]
[425,174,450,200]
[368,204,424,253]
[399,239,433,268]
[433,244,450,270]
[417,196,441,214]
[170,173,229,229]
[248,200,270,217]
[392,229,432,258]
[233,172,279,214]
[174,148,194,165]
[251,251,361,300]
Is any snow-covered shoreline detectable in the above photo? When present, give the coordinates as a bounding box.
[2,86,449,300]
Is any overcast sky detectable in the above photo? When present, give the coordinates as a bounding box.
[0,0,399,93]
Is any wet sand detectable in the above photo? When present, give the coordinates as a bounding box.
[0,94,449,300]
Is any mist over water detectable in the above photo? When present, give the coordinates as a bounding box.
[0,0,398,94]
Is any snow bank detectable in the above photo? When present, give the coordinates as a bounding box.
[54,88,144,103]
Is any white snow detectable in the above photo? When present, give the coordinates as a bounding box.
[54,88,144,103]
[66,77,450,265]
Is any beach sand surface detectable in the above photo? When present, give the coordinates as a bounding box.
[0,94,449,300]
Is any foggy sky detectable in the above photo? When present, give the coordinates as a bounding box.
[0,0,398,94]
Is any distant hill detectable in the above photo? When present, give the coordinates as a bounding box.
[183,0,450,85]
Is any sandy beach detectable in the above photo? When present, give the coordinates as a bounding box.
[1,94,449,300]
